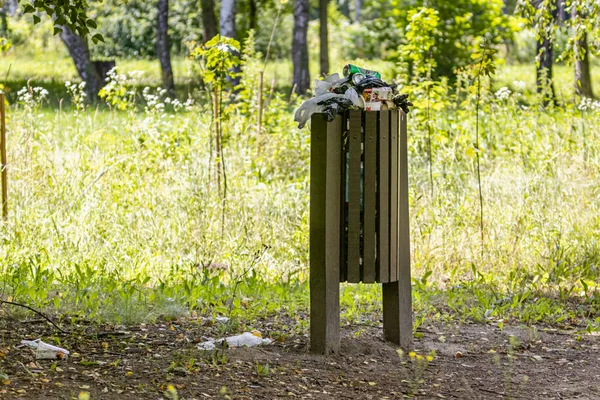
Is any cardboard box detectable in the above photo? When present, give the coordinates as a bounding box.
[365,101,381,111]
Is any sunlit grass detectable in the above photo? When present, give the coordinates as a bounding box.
[0,48,598,333]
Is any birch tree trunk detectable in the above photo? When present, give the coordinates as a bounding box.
[157,0,175,96]
[220,0,241,88]
[354,0,361,24]
[292,0,310,94]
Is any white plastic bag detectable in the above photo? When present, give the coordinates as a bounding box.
[21,339,70,360]
[314,73,343,96]
[197,331,272,351]
[344,87,364,108]
[294,93,346,129]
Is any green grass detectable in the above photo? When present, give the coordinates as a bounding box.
[0,50,599,336]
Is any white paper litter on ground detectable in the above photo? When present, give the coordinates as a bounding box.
[200,316,230,324]
[197,332,271,351]
[21,339,70,360]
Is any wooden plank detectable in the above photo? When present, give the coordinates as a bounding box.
[377,111,390,283]
[310,113,341,354]
[383,111,412,349]
[397,111,413,348]
[340,112,348,283]
[346,110,362,283]
[362,112,377,283]
[389,110,399,283]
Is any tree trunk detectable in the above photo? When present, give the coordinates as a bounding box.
[157,0,175,96]
[292,0,310,94]
[536,37,556,105]
[319,0,329,77]
[200,0,218,43]
[3,0,17,16]
[572,5,593,99]
[220,0,241,88]
[93,60,115,83]
[0,0,16,36]
[354,0,361,24]
[339,0,350,20]
[558,0,566,24]
[249,0,257,33]
[60,26,103,101]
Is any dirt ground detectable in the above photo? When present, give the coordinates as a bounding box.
[0,315,599,399]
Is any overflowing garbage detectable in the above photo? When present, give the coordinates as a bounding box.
[294,64,413,129]
[197,331,272,351]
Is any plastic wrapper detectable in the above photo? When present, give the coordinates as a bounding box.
[294,93,346,129]
[197,331,272,351]
[21,339,70,360]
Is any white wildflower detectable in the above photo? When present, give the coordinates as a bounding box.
[495,87,511,101]
[512,80,526,90]
[578,97,592,111]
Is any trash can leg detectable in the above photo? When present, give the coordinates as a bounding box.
[310,114,341,354]
[382,279,412,349]
[310,267,340,354]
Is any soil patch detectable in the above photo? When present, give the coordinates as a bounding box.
[0,317,598,399]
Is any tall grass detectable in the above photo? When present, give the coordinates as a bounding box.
[0,58,599,332]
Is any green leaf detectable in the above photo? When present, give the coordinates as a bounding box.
[53,26,63,35]
[33,14,41,24]
[87,19,97,29]
[23,4,35,13]
[92,33,104,44]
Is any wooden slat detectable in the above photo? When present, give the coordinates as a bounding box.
[377,111,390,283]
[340,112,349,283]
[346,110,362,283]
[389,110,399,282]
[309,113,341,354]
[383,111,412,349]
[397,110,413,348]
[362,112,377,283]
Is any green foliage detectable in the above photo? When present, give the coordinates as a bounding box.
[401,7,439,76]
[556,0,600,63]
[91,0,203,59]
[517,0,557,50]
[392,0,513,78]
[98,67,141,111]
[190,35,241,90]
[471,40,498,80]
[20,0,103,41]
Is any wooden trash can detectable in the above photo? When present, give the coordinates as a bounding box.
[310,109,412,354]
